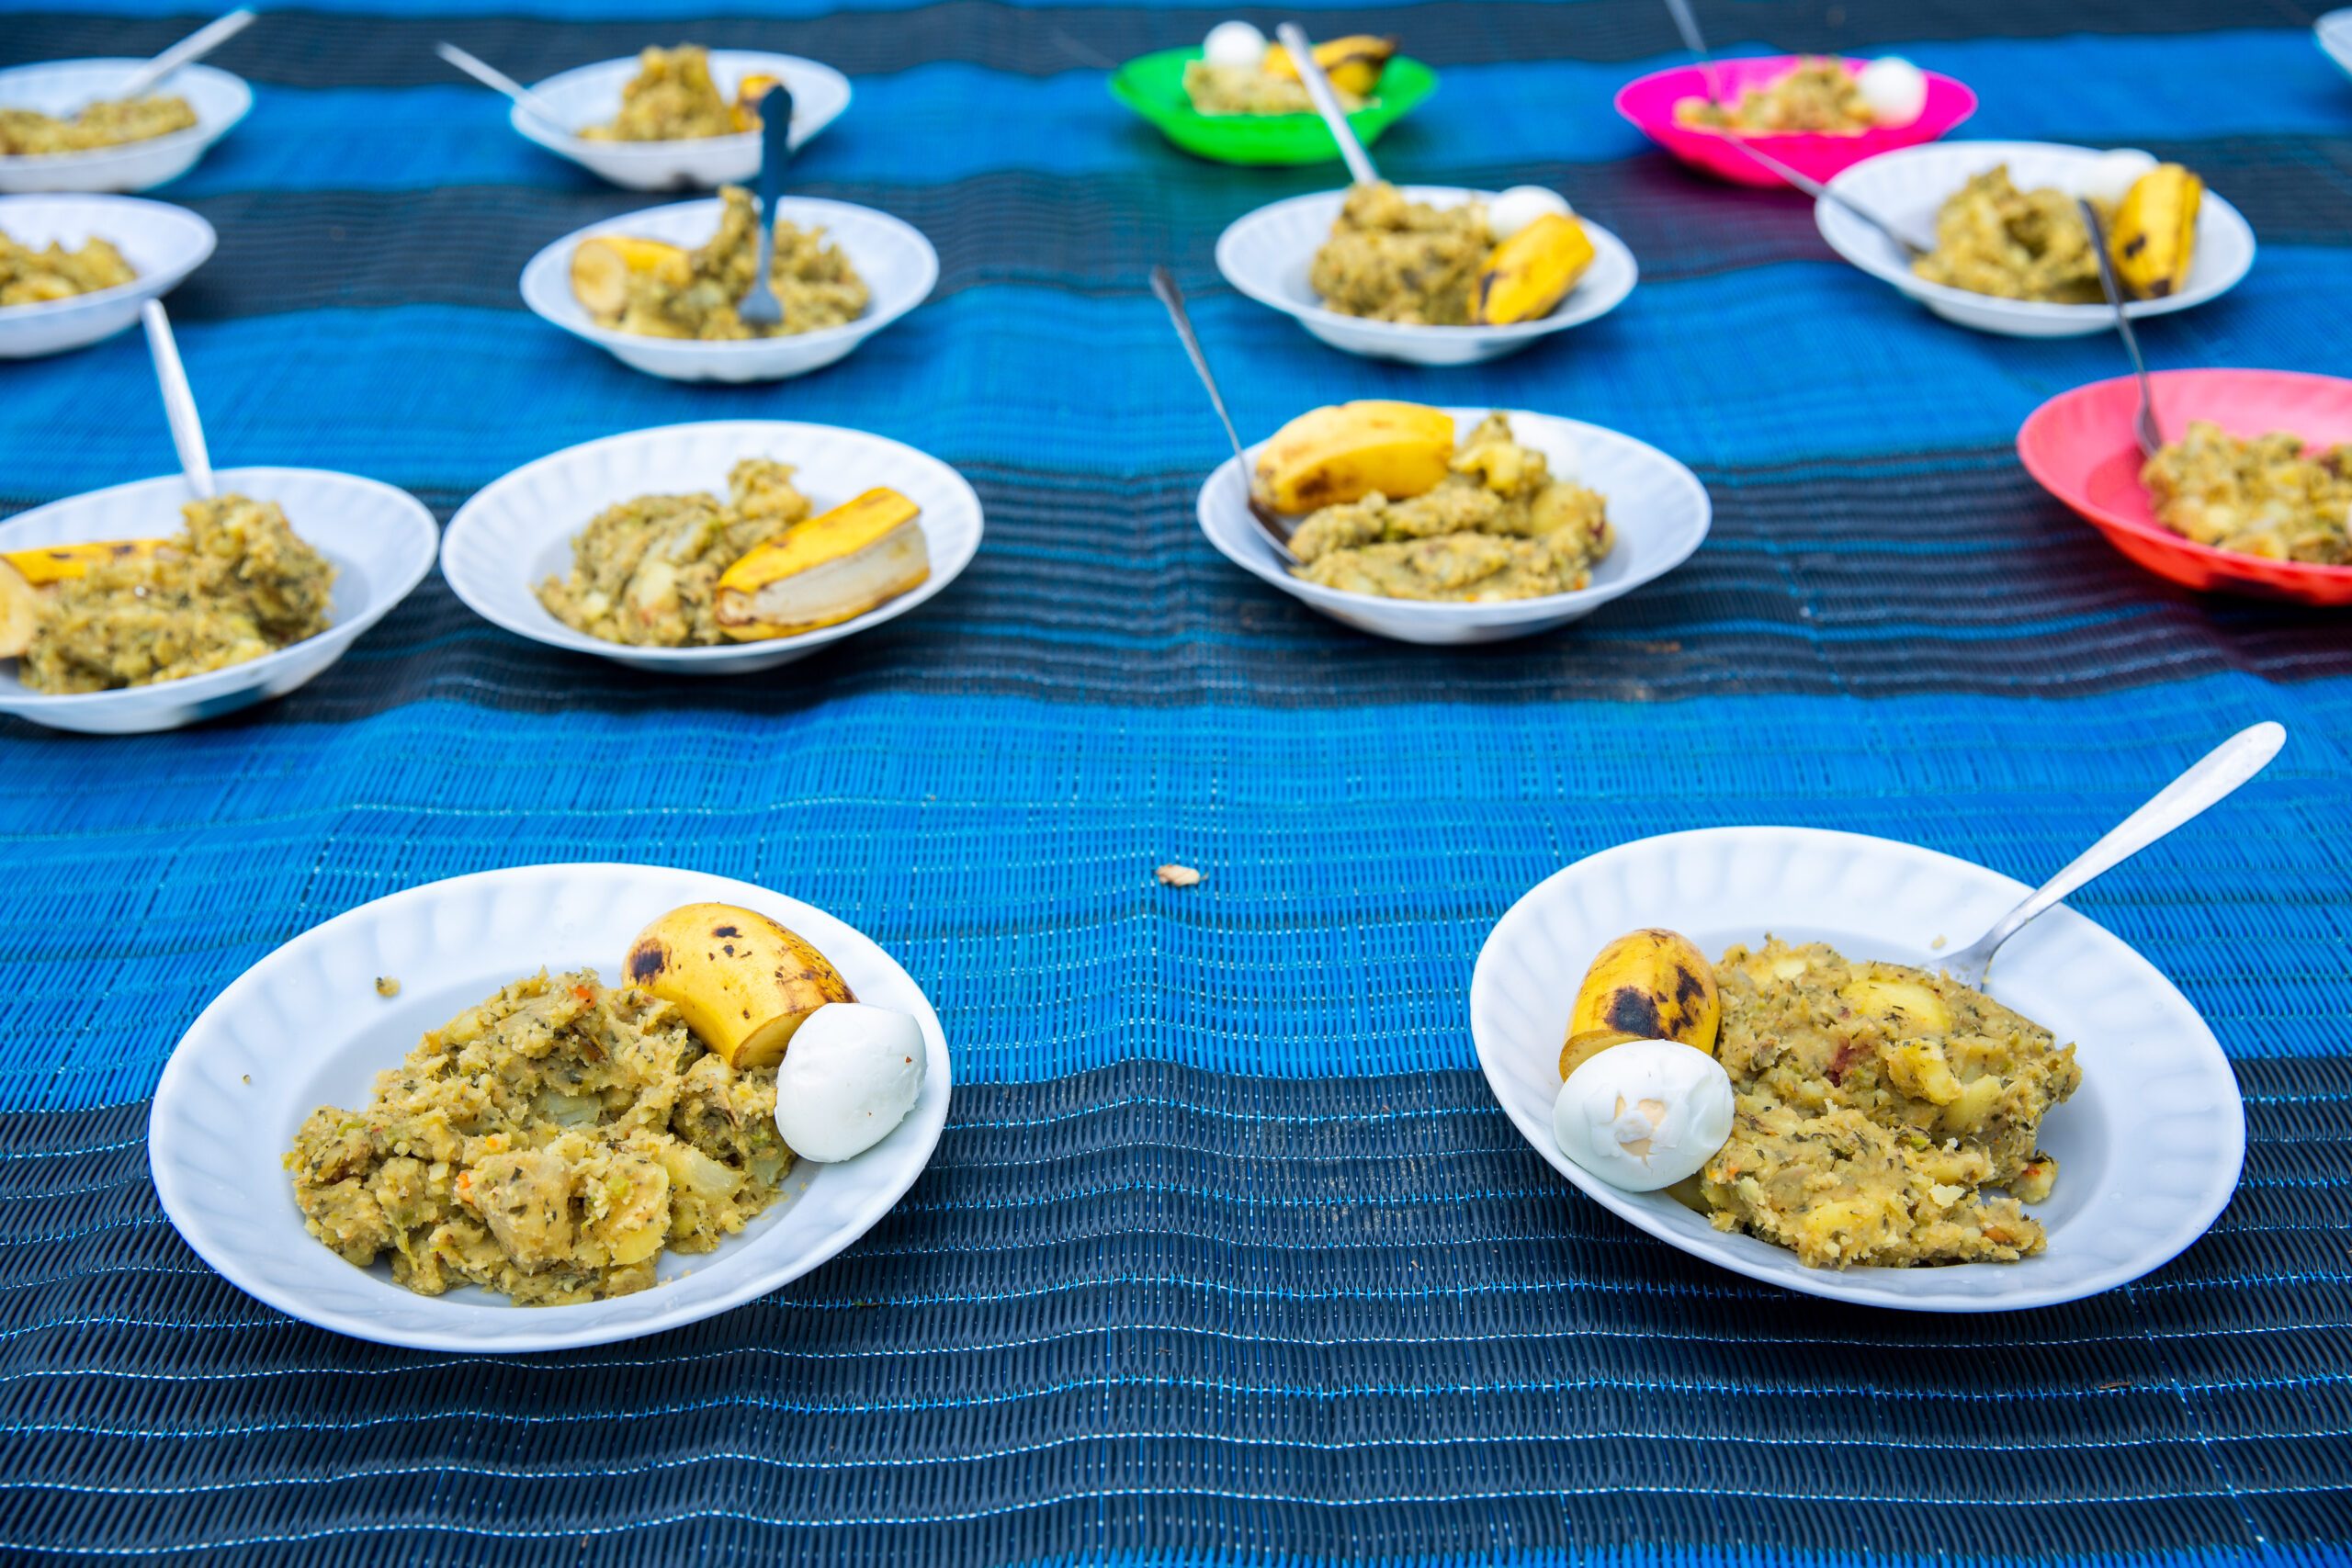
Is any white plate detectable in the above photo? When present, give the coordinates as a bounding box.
[521,196,935,382]
[0,193,214,357]
[512,51,851,191]
[0,60,249,194]
[0,467,436,734]
[442,419,983,675]
[1817,141,2256,338]
[149,863,952,1353]
[1197,408,1708,645]
[2321,9,2352,79]
[1215,186,1638,366]
[1469,827,2245,1311]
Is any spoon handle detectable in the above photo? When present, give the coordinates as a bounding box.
[117,8,254,100]
[1149,266,1246,461]
[1274,22,1377,186]
[1659,0,1718,103]
[141,301,215,502]
[435,41,570,129]
[2078,197,2164,457]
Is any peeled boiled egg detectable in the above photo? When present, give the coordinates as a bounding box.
[1485,185,1574,243]
[2078,148,2159,207]
[1202,21,1269,70]
[1552,1039,1736,1192]
[1855,57,1928,126]
[774,1002,926,1163]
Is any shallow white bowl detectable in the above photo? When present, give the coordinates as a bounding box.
[443,419,982,675]
[0,193,214,357]
[1818,141,2256,338]
[521,196,935,382]
[1198,408,1707,645]
[1215,186,1638,366]
[1470,826,2245,1312]
[0,60,250,194]
[2320,9,2352,79]
[0,467,437,735]
[149,863,953,1353]
[513,51,851,191]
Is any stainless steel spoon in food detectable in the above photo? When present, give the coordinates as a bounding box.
[2079,197,2166,460]
[107,8,255,106]
[1274,21,1379,186]
[1148,265,1298,564]
[1658,0,1723,108]
[1938,721,2285,990]
[737,83,797,330]
[434,41,572,131]
[141,300,216,502]
[1721,134,1938,256]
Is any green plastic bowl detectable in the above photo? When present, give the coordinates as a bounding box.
[1107,48,1439,167]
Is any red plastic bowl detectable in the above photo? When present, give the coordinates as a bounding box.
[2018,369,2352,604]
[1615,55,1975,188]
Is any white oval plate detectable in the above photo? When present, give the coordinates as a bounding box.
[1818,141,2256,338]
[150,863,953,1353]
[2324,9,2352,79]
[521,196,935,382]
[1198,408,1707,645]
[0,193,214,357]
[1216,186,1638,366]
[1470,827,2245,1311]
[513,51,851,191]
[0,60,250,194]
[443,419,982,675]
[0,467,436,734]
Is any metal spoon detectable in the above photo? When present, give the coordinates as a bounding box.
[1148,265,1298,564]
[435,42,572,131]
[1720,135,1939,255]
[1939,722,2284,990]
[109,8,255,104]
[141,301,215,501]
[1659,0,1722,108]
[1274,21,1378,186]
[738,83,796,331]
[2079,197,2165,460]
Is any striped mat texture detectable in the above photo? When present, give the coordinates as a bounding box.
[4,1,2350,1563]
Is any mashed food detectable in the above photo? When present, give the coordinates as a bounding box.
[2142,420,2352,566]
[19,495,334,693]
[1698,939,2080,1269]
[581,45,737,141]
[537,457,809,647]
[1912,166,2108,303]
[1289,413,1611,602]
[287,970,793,1304]
[583,186,868,340]
[1673,59,1871,134]
[0,227,135,307]
[0,95,197,156]
[1182,60,1363,117]
[1308,182,1489,325]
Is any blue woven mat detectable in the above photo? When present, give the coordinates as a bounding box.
[3,3,2349,1563]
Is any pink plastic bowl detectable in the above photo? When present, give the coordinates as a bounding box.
[2018,369,2352,605]
[1615,55,1976,188]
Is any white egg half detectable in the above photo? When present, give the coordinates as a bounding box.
[775,1002,927,1163]
[1485,185,1574,243]
[1855,57,1928,126]
[1202,21,1269,70]
[2078,148,2159,207]
[1553,1039,1736,1192]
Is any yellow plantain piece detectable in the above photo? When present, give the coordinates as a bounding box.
[1262,34,1397,96]
[1559,928,1721,1081]
[570,235,692,320]
[713,487,929,639]
[0,561,39,660]
[1250,400,1455,515]
[624,902,856,1069]
[2109,164,2201,299]
[1474,213,1595,325]
[731,73,783,130]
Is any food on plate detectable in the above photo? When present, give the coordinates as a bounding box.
[569,185,868,340]
[2141,421,2352,565]
[1307,182,1593,325]
[1182,26,1396,117]
[1484,185,1574,243]
[0,94,197,155]
[773,1002,926,1161]
[713,487,929,638]
[1263,407,1613,603]
[0,227,136,306]
[1673,56,1920,134]
[1557,927,1721,1083]
[375,976,401,998]
[6,497,334,693]
[625,902,855,1069]
[579,45,777,141]
[1911,160,2201,304]
[1555,1038,1737,1191]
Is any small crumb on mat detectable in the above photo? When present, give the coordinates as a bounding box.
[1156,863,1203,887]
[375,976,401,998]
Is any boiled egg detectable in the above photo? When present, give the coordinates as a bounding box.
[1486,185,1574,243]
[1855,57,1928,126]
[1202,21,1269,70]
[1552,1039,1736,1192]
[2078,148,2158,207]
[774,1002,926,1162]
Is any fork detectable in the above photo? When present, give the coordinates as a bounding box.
[738,82,797,331]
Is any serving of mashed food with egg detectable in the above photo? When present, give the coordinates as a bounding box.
[1306,182,1593,327]
[1182,22,1394,117]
